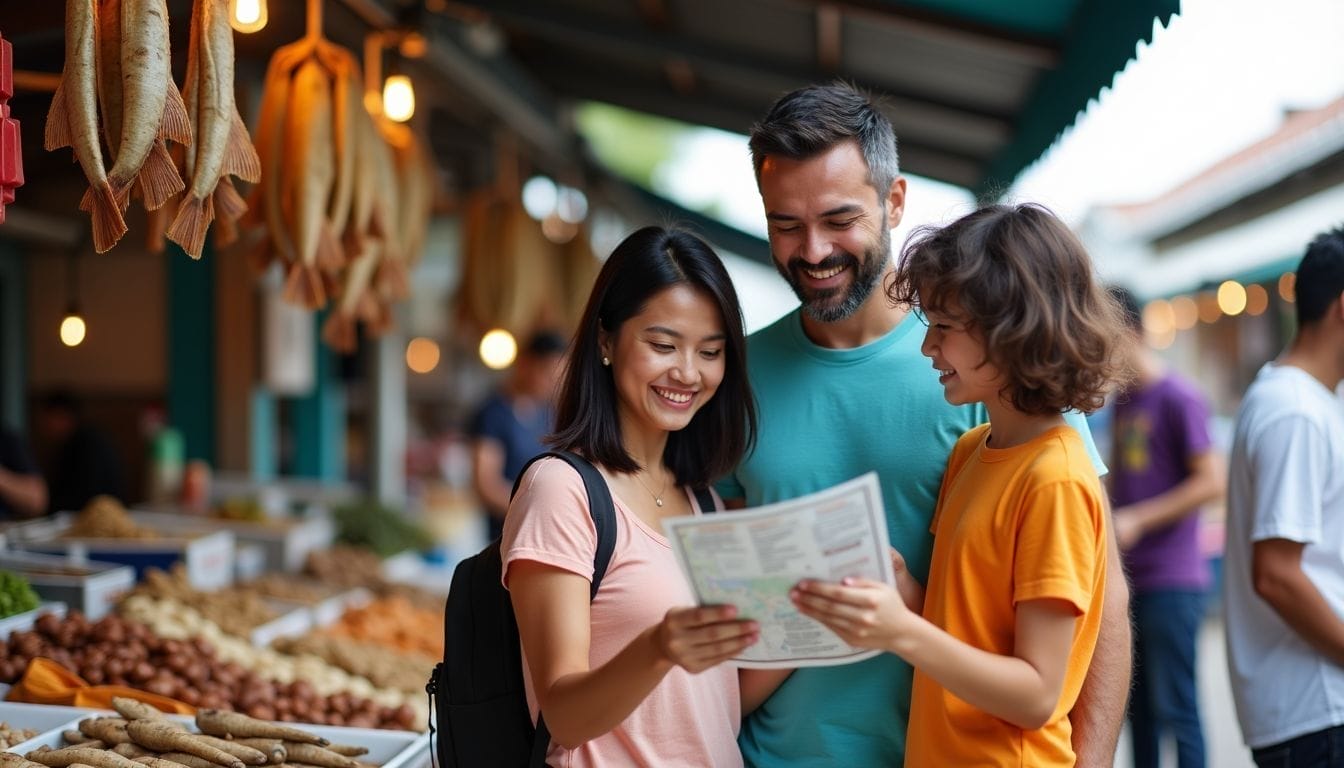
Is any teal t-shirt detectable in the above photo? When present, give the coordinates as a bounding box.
[717,308,1103,767]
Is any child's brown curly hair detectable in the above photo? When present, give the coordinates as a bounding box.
[887,203,1130,415]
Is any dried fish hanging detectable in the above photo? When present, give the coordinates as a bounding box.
[45,0,127,253]
[322,50,437,351]
[455,143,562,336]
[103,0,192,213]
[95,0,190,214]
[559,228,601,329]
[246,0,360,309]
[320,103,386,352]
[386,122,435,276]
[166,0,261,259]
[496,196,562,333]
[454,186,508,334]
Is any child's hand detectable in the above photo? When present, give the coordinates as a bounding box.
[790,576,916,652]
[653,605,759,673]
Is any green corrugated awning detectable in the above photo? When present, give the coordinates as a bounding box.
[448,0,1179,194]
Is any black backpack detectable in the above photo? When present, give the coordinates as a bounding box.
[427,450,714,767]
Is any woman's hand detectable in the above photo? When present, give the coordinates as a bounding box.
[653,605,759,673]
[791,575,917,652]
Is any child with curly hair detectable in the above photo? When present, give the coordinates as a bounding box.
[792,203,1130,767]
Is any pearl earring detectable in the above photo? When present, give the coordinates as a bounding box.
[602,356,610,366]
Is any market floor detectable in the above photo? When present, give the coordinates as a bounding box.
[1113,613,1253,768]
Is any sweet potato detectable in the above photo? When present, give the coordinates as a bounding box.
[111,698,171,722]
[0,754,48,768]
[126,721,243,768]
[110,745,152,760]
[142,754,216,768]
[272,746,354,768]
[192,737,265,766]
[60,731,96,745]
[194,711,326,747]
[25,747,142,768]
[230,741,283,765]
[77,718,131,745]
[313,747,363,759]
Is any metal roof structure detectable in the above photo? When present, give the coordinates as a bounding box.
[434,0,1179,194]
[3,0,1179,243]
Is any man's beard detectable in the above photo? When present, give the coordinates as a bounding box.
[777,225,891,323]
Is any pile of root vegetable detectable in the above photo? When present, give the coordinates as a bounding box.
[0,612,419,731]
[11,698,379,768]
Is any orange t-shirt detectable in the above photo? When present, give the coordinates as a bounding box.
[905,424,1107,767]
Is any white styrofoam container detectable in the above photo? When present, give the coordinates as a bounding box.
[311,588,374,627]
[0,551,135,620]
[8,514,236,591]
[133,510,336,574]
[0,603,66,640]
[248,598,315,647]
[11,711,429,768]
[0,701,98,754]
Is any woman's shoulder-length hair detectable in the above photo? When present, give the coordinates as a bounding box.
[549,225,757,488]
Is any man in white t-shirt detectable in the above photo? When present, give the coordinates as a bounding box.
[1224,225,1344,768]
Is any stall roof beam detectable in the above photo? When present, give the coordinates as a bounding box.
[444,0,1017,131]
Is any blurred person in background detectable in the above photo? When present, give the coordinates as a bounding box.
[0,424,48,519]
[1108,285,1223,768]
[38,390,125,514]
[470,329,568,540]
[1224,226,1344,768]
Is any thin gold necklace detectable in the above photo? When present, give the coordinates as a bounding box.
[633,469,669,507]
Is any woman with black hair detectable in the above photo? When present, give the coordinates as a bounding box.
[501,225,774,766]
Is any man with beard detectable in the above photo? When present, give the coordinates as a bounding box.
[716,83,1131,767]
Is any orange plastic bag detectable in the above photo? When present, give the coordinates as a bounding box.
[6,657,195,714]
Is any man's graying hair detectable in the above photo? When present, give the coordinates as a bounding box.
[749,82,900,199]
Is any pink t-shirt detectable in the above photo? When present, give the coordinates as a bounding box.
[501,457,743,768]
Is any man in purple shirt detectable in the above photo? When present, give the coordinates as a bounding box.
[1108,286,1225,768]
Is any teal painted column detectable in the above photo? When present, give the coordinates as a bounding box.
[290,310,344,481]
[249,387,277,481]
[167,243,215,464]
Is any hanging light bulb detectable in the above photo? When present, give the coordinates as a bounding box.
[60,307,86,347]
[479,329,517,370]
[60,249,86,347]
[228,0,268,33]
[383,74,415,122]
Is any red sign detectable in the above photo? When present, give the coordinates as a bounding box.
[0,34,24,224]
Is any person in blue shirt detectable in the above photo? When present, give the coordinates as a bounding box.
[470,330,568,540]
[715,82,1132,767]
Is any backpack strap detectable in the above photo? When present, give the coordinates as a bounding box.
[692,486,717,515]
[510,450,617,767]
[509,450,616,600]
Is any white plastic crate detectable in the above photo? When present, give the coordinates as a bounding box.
[8,514,236,591]
[248,598,315,647]
[0,701,98,754]
[0,551,135,620]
